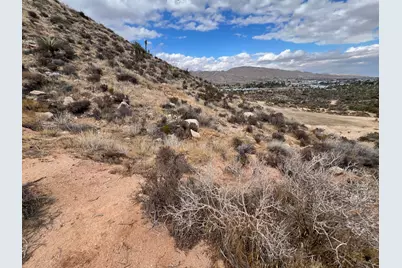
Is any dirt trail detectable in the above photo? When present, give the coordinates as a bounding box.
[23,154,212,268]
[265,105,379,140]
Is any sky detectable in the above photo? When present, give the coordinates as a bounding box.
[61,0,379,76]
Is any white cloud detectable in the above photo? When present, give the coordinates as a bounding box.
[229,15,285,26]
[156,44,379,76]
[234,33,247,38]
[111,24,162,41]
[253,0,379,45]
[177,36,187,39]
[61,0,379,45]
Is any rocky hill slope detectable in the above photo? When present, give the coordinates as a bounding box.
[192,66,367,85]
[22,0,217,115]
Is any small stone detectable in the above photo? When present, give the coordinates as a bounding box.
[213,260,225,268]
[45,71,61,77]
[116,101,132,117]
[329,166,344,176]
[243,112,255,118]
[185,119,199,128]
[185,119,199,131]
[190,129,201,138]
[35,112,54,121]
[29,90,46,95]
[63,96,74,106]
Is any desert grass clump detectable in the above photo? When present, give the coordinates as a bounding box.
[23,180,54,263]
[22,112,44,131]
[164,134,182,148]
[76,131,127,163]
[52,112,93,133]
[22,99,48,112]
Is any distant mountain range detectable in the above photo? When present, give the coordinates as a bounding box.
[191,66,370,85]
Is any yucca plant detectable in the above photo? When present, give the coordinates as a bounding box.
[37,36,61,55]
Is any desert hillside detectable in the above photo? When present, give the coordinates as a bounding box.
[192,66,367,84]
[22,0,379,268]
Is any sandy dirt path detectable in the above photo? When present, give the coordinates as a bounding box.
[23,154,212,268]
[265,105,379,140]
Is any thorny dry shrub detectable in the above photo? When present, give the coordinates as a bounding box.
[236,143,256,165]
[272,131,285,141]
[116,72,138,84]
[262,140,293,168]
[67,100,91,114]
[86,65,103,83]
[144,152,378,267]
[257,112,285,126]
[358,132,379,143]
[23,180,54,263]
[301,139,379,170]
[139,147,191,221]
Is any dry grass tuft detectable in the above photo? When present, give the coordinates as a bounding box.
[76,131,127,163]
[23,180,54,263]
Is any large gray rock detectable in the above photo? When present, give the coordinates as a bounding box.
[117,101,132,117]
[63,96,74,106]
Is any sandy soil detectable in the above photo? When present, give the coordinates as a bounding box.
[266,105,379,140]
[23,154,212,268]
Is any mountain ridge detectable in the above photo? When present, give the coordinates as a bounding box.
[191,66,371,85]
